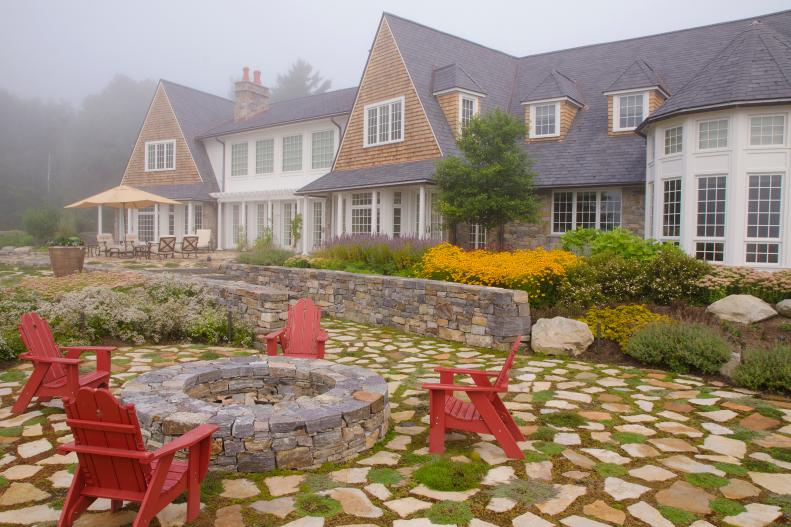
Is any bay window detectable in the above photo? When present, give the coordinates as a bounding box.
[662,179,682,239]
[664,126,683,155]
[552,190,622,233]
[750,115,785,146]
[695,176,726,262]
[746,174,782,264]
[698,119,728,150]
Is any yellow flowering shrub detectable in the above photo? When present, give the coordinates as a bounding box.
[417,243,578,305]
[581,304,669,347]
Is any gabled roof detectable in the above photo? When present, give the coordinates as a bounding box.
[640,21,791,129]
[604,59,669,95]
[199,87,357,138]
[159,80,234,197]
[299,159,437,194]
[431,63,486,95]
[523,69,584,106]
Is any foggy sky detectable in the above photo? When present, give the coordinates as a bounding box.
[2,0,790,106]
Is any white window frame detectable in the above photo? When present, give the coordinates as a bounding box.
[749,114,786,148]
[664,125,683,156]
[611,90,649,132]
[311,130,334,170]
[469,223,486,249]
[230,142,248,178]
[694,174,727,263]
[282,134,303,172]
[529,101,560,138]
[745,172,784,266]
[459,94,477,129]
[350,192,373,234]
[550,189,623,235]
[697,118,729,151]
[144,140,176,172]
[662,178,682,241]
[255,138,274,175]
[363,96,405,148]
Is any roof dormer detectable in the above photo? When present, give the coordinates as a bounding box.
[603,60,669,135]
[522,70,584,142]
[432,64,487,138]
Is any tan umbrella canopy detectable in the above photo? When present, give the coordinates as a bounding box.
[65,185,179,238]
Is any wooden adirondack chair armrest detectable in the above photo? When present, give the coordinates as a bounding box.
[265,328,287,341]
[317,331,329,342]
[58,442,155,462]
[434,366,502,376]
[19,353,81,365]
[61,346,114,371]
[421,383,506,393]
[152,424,218,460]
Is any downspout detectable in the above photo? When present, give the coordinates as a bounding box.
[215,137,227,192]
[329,117,345,238]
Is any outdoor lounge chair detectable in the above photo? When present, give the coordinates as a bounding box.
[264,298,328,359]
[12,312,114,415]
[423,336,525,459]
[58,387,217,527]
[196,229,212,252]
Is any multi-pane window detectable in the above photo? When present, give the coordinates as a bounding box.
[364,98,404,146]
[256,203,268,240]
[146,140,175,171]
[137,207,155,242]
[746,174,782,264]
[664,126,683,155]
[393,192,402,238]
[312,201,323,248]
[193,204,203,231]
[231,143,248,177]
[469,224,486,249]
[461,96,476,128]
[184,205,190,235]
[167,205,175,235]
[311,130,334,169]
[750,115,785,146]
[698,119,728,149]
[618,94,644,130]
[552,190,622,233]
[695,176,726,262]
[282,202,294,247]
[282,135,303,171]
[533,103,557,137]
[231,204,241,245]
[415,191,421,235]
[662,179,682,238]
[430,193,444,240]
[351,193,372,234]
[255,139,274,174]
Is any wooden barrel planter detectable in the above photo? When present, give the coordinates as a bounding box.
[48,246,85,277]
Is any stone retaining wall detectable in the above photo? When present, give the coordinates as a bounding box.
[216,263,530,350]
[196,277,290,335]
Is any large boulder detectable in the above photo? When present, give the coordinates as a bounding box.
[531,317,593,357]
[776,299,791,318]
[707,294,777,324]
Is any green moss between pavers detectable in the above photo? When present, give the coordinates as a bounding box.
[540,411,586,428]
[744,458,782,473]
[294,493,342,518]
[413,457,487,491]
[612,431,646,444]
[685,472,729,489]
[367,467,403,486]
[426,500,473,525]
[714,462,748,476]
[489,480,557,506]
[710,498,747,516]
[658,505,697,525]
[594,463,627,477]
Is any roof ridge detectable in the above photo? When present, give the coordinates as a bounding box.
[269,86,358,106]
[756,24,791,90]
[160,79,233,103]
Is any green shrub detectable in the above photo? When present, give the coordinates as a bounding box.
[238,235,294,266]
[426,501,473,525]
[624,321,731,374]
[561,228,662,261]
[316,234,436,276]
[696,265,791,304]
[413,457,486,491]
[0,230,35,247]
[733,345,791,394]
[643,245,710,304]
[22,207,60,243]
[581,304,669,347]
[560,254,646,307]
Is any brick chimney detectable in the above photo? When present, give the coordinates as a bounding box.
[234,66,270,121]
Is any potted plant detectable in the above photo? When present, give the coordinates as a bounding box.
[47,236,86,277]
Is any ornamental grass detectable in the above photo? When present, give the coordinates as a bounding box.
[416,242,578,306]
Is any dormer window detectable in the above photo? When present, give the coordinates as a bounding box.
[527,102,560,139]
[145,140,175,172]
[614,92,647,131]
[460,95,477,128]
[364,97,404,147]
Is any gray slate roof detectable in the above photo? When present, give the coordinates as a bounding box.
[605,59,669,94]
[524,70,584,106]
[303,10,791,192]
[299,159,437,194]
[199,87,357,138]
[641,22,791,127]
[158,80,234,198]
[432,64,486,95]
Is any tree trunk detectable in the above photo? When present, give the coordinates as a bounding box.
[497,224,505,251]
[448,222,458,246]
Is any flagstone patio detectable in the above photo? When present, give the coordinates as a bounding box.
[0,318,790,526]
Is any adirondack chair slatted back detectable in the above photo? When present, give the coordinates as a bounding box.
[493,336,522,391]
[284,298,322,356]
[18,312,66,384]
[65,388,151,494]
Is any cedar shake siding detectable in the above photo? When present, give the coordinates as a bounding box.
[333,18,441,171]
[436,92,460,139]
[122,85,203,187]
[525,100,580,143]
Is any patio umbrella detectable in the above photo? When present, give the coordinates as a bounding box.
[65,184,179,239]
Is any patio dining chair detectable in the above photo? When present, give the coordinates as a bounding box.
[96,233,122,257]
[196,229,212,252]
[150,236,177,259]
[179,236,199,258]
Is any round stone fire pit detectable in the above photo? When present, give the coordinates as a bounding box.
[120,356,389,471]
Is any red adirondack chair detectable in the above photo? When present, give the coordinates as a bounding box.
[265,298,328,359]
[12,312,114,415]
[423,336,525,459]
[58,387,218,527]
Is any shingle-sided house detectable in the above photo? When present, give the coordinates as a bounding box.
[121,10,791,267]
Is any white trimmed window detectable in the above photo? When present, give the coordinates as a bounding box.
[551,190,622,233]
[351,192,372,234]
[231,143,248,177]
[231,204,242,244]
[662,179,682,239]
[460,96,476,129]
[193,204,203,231]
[311,130,334,169]
[469,224,486,249]
[746,174,783,264]
[282,202,295,246]
[695,175,726,262]
[364,97,404,147]
[167,204,175,235]
[137,206,155,242]
[429,193,444,240]
[750,115,785,146]
[698,119,728,149]
[664,126,683,155]
[145,140,175,172]
[531,103,559,138]
[256,139,274,174]
[256,203,268,239]
[312,201,324,248]
[614,93,646,131]
[282,135,303,172]
[392,192,402,238]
